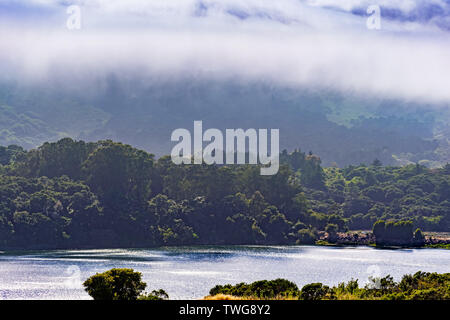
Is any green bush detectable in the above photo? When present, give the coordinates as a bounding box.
[209,279,299,298]
[83,268,146,300]
[300,283,331,300]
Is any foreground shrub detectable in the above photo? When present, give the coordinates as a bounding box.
[83,268,169,300]
[300,283,331,300]
[209,278,299,299]
[83,268,147,300]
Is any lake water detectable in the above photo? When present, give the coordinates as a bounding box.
[0,246,449,300]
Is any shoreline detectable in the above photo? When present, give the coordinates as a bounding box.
[315,230,450,250]
[1,241,449,254]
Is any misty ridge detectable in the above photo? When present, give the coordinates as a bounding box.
[0,76,446,167]
[0,0,449,167]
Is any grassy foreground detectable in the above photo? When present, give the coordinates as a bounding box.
[81,268,450,300]
[204,272,450,300]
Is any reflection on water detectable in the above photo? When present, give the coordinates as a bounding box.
[0,246,449,300]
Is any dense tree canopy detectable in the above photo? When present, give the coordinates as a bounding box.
[0,138,448,249]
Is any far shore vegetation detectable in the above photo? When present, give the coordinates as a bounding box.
[0,138,449,250]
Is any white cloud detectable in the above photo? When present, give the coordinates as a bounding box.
[0,0,449,105]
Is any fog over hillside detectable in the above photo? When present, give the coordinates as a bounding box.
[0,0,449,166]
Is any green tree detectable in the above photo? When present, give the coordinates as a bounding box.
[372,159,382,167]
[300,283,330,300]
[372,220,386,243]
[373,220,414,245]
[296,229,317,245]
[83,268,147,300]
[83,141,154,207]
[413,228,425,246]
[325,223,339,243]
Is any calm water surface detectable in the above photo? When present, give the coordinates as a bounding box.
[0,246,449,300]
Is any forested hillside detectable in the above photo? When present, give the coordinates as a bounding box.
[1,80,448,168]
[0,138,449,249]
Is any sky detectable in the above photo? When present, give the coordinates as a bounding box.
[0,0,449,105]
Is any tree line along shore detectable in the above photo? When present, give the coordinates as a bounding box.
[0,138,449,250]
